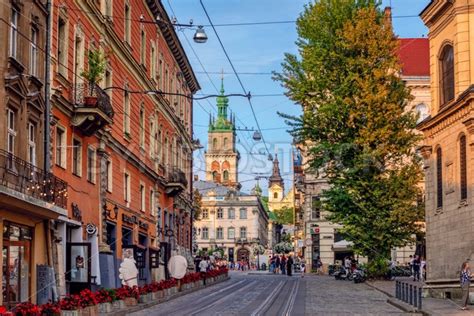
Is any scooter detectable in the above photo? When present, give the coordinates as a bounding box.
[334,266,353,280]
[353,268,366,283]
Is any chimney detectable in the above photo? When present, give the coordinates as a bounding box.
[384,6,392,25]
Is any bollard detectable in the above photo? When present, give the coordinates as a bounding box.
[405,283,409,303]
[418,287,422,310]
[409,284,413,305]
[414,285,417,307]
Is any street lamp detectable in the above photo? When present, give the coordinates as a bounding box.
[193,26,208,43]
[154,16,208,44]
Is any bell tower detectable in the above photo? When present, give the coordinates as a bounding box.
[268,154,284,207]
[205,77,239,187]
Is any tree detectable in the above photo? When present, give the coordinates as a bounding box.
[275,1,423,269]
[274,206,294,225]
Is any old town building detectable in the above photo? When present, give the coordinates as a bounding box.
[49,0,197,294]
[295,37,430,271]
[419,0,474,297]
[195,83,268,263]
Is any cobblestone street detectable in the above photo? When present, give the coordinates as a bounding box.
[130,272,409,315]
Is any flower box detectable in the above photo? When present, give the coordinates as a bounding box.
[139,294,151,303]
[61,310,80,316]
[112,300,125,310]
[98,302,113,313]
[123,297,138,306]
[79,305,98,316]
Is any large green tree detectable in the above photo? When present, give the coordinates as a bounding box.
[274,206,294,225]
[275,1,423,265]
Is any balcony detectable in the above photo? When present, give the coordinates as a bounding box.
[164,167,188,196]
[71,82,114,136]
[0,150,68,209]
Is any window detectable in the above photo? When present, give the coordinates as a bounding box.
[150,189,155,216]
[87,147,96,183]
[124,4,131,44]
[72,139,82,176]
[312,196,321,219]
[239,208,247,219]
[213,138,218,149]
[201,227,209,240]
[440,45,455,105]
[273,192,278,199]
[104,69,112,98]
[202,209,209,219]
[224,138,228,149]
[164,138,168,166]
[158,55,163,86]
[9,8,18,58]
[149,121,156,158]
[30,28,38,76]
[460,135,467,200]
[57,17,68,76]
[139,106,145,148]
[140,184,145,212]
[105,0,112,17]
[124,90,130,135]
[7,109,15,155]
[228,227,235,239]
[56,127,66,168]
[228,208,235,219]
[212,171,218,181]
[216,227,223,239]
[140,29,146,65]
[27,123,36,166]
[106,159,112,192]
[436,147,443,208]
[151,43,156,79]
[240,227,247,239]
[223,170,229,181]
[124,172,131,202]
[217,208,223,219]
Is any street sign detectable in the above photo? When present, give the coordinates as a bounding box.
[304,238,313,247]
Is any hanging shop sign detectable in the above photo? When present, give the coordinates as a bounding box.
[149,247,160,268]
[86,223,97,235]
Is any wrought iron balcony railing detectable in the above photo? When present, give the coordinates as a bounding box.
[0,150,68,208]
[74,82,114,119]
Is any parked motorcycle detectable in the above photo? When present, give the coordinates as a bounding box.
[353,268,366,283]
[334,266,352,280]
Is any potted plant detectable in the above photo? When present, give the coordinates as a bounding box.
[59,295,81,316]
[95,289,114,313]
[81,49,107,107]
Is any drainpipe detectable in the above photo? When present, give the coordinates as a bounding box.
[44,0,52,172]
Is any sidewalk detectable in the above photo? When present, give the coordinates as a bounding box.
[368,278,474,316]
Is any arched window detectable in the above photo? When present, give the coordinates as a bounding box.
[224,137,228,149]
[273,192,278,199]
[415,103,429,123]
[213,138,218,149]
[460,135,467,200]
[440,45,455,105]
[223,170,229,181]
[212,171,218,181]
[436,147,443,208]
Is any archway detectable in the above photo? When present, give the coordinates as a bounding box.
[237,248,250,263]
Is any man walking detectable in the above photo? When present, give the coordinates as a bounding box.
[287,255,294,276]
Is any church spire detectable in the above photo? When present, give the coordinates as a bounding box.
[268,154,283,188]
[209,74,233,131]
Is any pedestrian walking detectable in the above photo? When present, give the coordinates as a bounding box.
[281,255,287,275]
[420,257,426,282]
[275,256,281,274]
[300,258,306,278]
[316,256,323,275]
[460,261,473,310]
[199,257,209,285]
[287,255,294,276]
[413,255,421,281]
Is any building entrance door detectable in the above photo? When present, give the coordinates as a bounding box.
[2,240,31,307]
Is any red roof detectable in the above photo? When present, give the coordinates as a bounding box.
[397,38,430,77]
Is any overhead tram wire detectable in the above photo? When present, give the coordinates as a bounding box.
[200,0,272,159]
[165,0,256,155]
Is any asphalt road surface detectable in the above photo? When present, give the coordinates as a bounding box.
[130,271,408,315]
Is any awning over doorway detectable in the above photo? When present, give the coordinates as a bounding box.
[332,240,353,251]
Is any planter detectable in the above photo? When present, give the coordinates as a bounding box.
[139,293,152,303]
[200,280,204,287]
[98,302,113,313]
[79,305,98,316]
[112,300,125,310]
[157,290,164,298]
[123,297,138,306]
[61,310,80,316]
[83,96,98,107]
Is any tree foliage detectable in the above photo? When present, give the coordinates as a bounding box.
[274,206,294,225]
[275,1,424,263]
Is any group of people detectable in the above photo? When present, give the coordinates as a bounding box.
[408,255,426,282]
[269,255,296,276]
[229,261,250,271]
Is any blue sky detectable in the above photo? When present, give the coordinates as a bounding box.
[164,0,431,195]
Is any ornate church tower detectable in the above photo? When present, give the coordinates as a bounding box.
[205,78,239,187]
[268,154,284,206]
